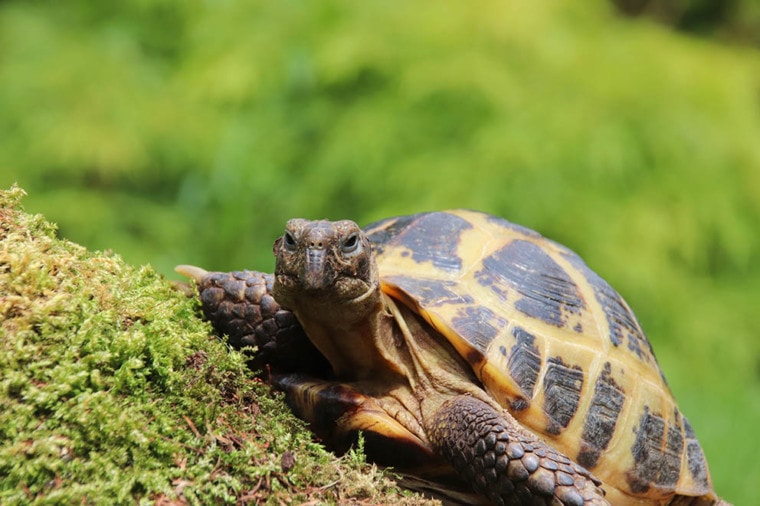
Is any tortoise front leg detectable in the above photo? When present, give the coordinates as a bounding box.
[429,396,608,506]
[175,265,329,375]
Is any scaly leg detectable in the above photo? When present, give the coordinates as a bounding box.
[428,395,609,506]
[175,265,329,375]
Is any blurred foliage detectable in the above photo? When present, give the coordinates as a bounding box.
[612,0,760,46]
[0,0,758,503]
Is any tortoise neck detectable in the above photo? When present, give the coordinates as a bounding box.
[290,283,400,380]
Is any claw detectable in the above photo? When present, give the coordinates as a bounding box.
[175,264,209,283]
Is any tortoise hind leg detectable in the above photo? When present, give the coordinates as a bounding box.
[428,395,608,506]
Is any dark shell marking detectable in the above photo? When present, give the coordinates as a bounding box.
[383,274,474,308]
[577,363,625,469]
[542,357,584,435]
[507,326,542,400]
[563,252,657,365]
[628,407,679,493]
[477,240,586,328]
[450,305,507,354]
[369,212,472,272]
[684,418,711,490]
[364,214,418,255]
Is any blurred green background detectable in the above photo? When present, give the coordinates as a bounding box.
[1,0,757,502]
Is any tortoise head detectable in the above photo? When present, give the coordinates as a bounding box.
[272,219,379,315]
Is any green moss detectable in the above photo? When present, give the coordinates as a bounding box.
[0,185,431,505]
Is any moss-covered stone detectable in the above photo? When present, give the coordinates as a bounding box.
[0,185,432,505]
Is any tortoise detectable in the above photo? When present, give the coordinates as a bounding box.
[177,209,726,505]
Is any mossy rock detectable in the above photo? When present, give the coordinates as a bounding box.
[0,185,432,505]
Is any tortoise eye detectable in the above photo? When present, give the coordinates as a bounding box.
[342,233,361,255]
[283,231,297,251]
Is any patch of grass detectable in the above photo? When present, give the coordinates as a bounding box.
[0,185,431,505]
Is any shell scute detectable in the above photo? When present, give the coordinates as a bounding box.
[477,239,587,329]
[577,362,625,469]
[506,326,542,401]
[368,211,472,273]
[562,251,658,367]
[542,356,585,436]
[628,405,685,495]
[450,305,507,354]
[382,274,473,308]
[363,214,418,255]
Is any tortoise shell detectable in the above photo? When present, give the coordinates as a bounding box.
[363,209,713,503]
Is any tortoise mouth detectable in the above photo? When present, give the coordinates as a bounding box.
[274,272,374,304]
